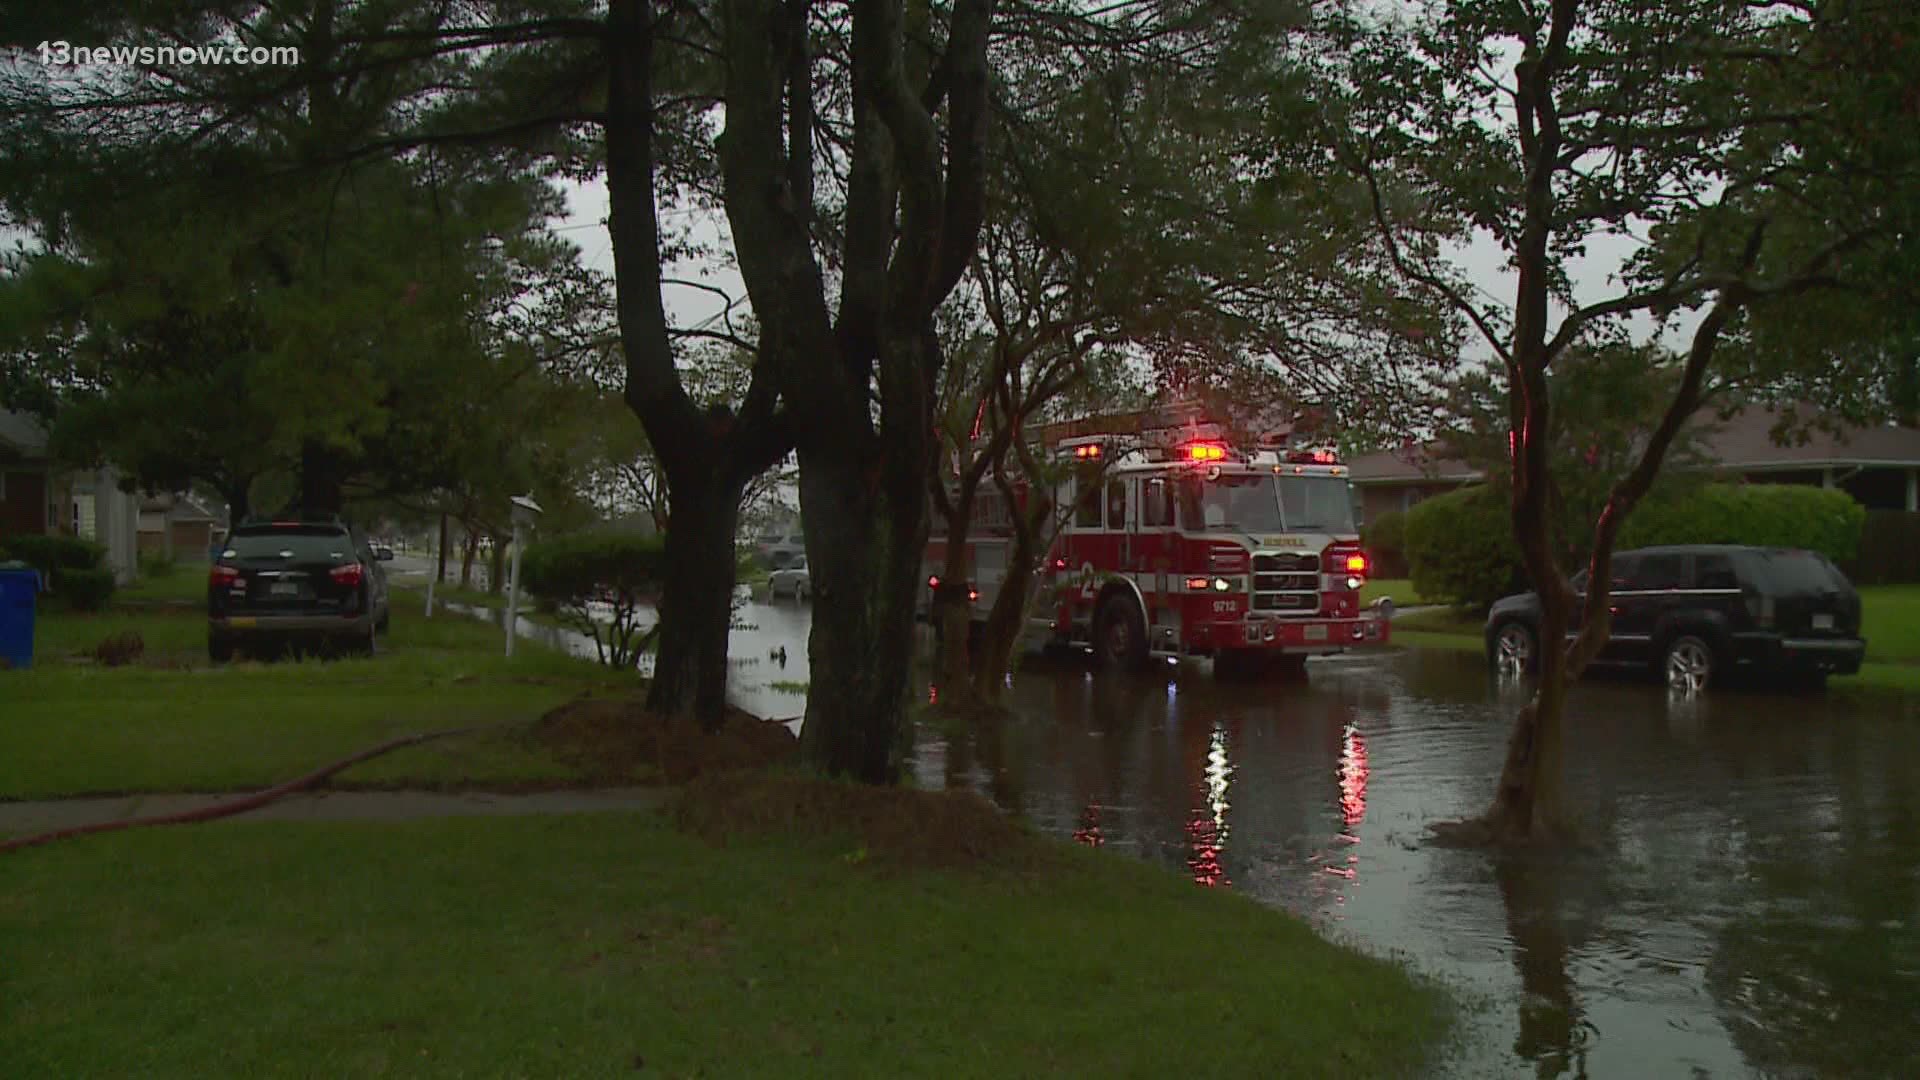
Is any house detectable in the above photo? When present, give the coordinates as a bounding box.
[0,409,143,581]
[137,492,224,562]
[1348,404,1920,523]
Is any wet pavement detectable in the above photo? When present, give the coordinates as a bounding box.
[471,595,1920,1077]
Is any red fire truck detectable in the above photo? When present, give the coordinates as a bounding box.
[922,403,1390,674]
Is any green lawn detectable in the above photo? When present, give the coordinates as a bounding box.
[1359,577,1436,607]
[1860,585,1920,664]
[2,589,640,799]
[2,813,1450,1077]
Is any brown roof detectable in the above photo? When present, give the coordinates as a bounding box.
[1348,404,1920,486]
[1693,406,1920,469]
[1346,445,1483,485]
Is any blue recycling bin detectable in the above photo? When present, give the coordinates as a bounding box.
[0,562,41,670]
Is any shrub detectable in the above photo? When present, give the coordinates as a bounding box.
[1403,485,1525,611]
[521,532,666,668]
[59,567,118,612]
[1361,510,1409,578]
[138,550,179,578]
[3,534,107,580]
[1619,484,1865,562]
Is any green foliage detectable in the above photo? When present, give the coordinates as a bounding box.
[137,551,177,579]
[521,532,666,669]
[1361,510,1407,578]
[1403,486,1523,611]
[1,535,105,582]
[56,567,117,612]
[1620,485,1866,563]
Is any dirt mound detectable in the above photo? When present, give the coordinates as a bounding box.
[671,772,1042,871]
[531,696,798,784]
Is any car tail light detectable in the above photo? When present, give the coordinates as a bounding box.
[330,563,365,587]
[929,575,940,589]
[210,565,241,587]
[968,589,979,602]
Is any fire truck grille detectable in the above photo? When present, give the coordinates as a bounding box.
[1252,552,1321,616]
[1253,592,1320,613]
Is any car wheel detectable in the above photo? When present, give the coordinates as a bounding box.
[208,635,233,664]
[1663,634,1714,691]
[1491,621,1537,674]
[1094,594,1148,671]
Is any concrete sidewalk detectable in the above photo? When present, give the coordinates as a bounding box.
[0,787,671,838]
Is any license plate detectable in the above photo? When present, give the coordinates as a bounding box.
[1305,624,1328,642]
[1812,613,1834,630]
[271,582,300,597]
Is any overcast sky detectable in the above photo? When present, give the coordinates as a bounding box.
[558,175,1685,367]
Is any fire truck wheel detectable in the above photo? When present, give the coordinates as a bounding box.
[1094,595,1149,671]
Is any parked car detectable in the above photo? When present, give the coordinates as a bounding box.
[208,519,393,662]
[1484,544,1865,689]
[755,527,806,569]
[768,558,810,602]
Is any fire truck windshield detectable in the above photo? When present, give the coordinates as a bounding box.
[1178,473,1355,534]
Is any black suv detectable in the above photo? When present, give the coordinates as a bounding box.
[1484,545,1865,689]
[208,519,393,661]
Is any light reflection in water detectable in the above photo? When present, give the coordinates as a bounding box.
[1339,723,1369,829]
[1187,723,1233,887]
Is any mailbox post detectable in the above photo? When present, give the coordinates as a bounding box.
[504,494,542,658]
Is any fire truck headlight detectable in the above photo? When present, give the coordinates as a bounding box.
[1212,578,1230,592]
[1346,575,1365,591]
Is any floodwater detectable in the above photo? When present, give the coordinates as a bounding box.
[490,597,1920,1077]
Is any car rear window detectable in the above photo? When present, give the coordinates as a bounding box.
[225,529,355,562]
[1748,550,1845,593]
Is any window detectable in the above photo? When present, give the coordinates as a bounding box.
[1632,553,1688,591]
[1277,476,1356,533]
[1607,555,1641,592]
[1074,474,1102,528]
[1106,479,1129,530]
[1141,477,1174,527]
[1694,553,1737,590]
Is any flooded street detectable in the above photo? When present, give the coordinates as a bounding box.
[496,594,1920,1076]
[913,648,1920,1077]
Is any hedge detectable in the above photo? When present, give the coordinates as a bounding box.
[0,534,116,609]
[1618,483,1864,563]
[1361,510,1409,579]
[520,532,666,668]
[1402,486,1525,611]
[1405,482,1868,609]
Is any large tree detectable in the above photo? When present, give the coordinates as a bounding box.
[1341,0,1920,844]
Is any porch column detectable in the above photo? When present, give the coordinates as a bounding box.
[1822,467,1835,489]
[1907,468,1917,513]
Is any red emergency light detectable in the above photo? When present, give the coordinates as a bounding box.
[1186,443,1227,462]
[1072,444,1102,460]
[1344,553,1368,574]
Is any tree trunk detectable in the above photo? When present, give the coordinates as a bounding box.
[933,514,981,711]
[435,513,449,584]
[222,480,250,529]
[972,555,1036,706]
[487,537,505,595]
[298,440,345,518]
[797,450,927,784]
[644,478,744,730]
[459,528,477,589]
